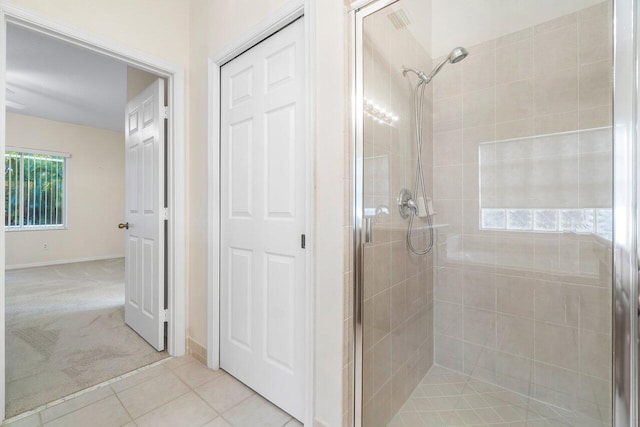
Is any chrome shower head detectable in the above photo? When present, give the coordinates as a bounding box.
[448,46,469,64]
[403,46,469,85]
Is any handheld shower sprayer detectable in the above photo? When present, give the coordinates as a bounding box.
[399,46,468,255]
[402,46,469,85]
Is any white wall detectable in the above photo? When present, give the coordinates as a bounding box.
[3,1,348,424]
[5,113,125,268]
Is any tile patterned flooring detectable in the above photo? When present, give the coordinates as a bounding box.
[388,366,608,427]
[4,355,302,427]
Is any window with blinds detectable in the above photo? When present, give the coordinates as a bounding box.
[5,150,67,230]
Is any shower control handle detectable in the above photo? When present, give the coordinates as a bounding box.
[398,188,416,220]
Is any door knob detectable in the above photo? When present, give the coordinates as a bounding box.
[118,222,129,230]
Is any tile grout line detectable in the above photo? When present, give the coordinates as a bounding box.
[4,356,173,425]
[112,389,136,425]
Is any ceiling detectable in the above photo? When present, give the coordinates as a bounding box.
[6,24,127,132]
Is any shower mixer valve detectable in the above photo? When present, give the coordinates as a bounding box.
[398,188,433,219]
[398,188,418,219]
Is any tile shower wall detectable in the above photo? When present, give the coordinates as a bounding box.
[431,2,613,424]
[361,5,435,426]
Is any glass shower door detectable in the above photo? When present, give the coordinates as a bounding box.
[355,1,617,426]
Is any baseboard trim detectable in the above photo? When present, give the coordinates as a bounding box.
[6,254,125,270]
[187,337,207,366]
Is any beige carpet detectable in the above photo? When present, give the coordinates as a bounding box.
[6,258,168,417]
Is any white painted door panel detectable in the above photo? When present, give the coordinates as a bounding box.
[124,79,165,351]
[220,19,305,420]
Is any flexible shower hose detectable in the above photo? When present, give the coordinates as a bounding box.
[406,80,434,255]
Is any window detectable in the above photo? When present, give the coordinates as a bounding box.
[5,148,68,230]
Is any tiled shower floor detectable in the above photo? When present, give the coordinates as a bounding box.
[388,366,606,427]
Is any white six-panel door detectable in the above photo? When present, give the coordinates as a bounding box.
[220,19,305,420]
[124,79,165,351]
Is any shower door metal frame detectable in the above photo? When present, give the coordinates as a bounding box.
[613,0,639,425]
[351,0,637,426]
[351,1,398,426]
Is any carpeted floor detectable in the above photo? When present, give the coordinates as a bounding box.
[5,258,168,417]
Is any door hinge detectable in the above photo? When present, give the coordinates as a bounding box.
[162,309,169,322]
[301,234,306,249]
[163,207,169,221]
[163,106,169,119]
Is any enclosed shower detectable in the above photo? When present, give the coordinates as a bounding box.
[353,1,616,426]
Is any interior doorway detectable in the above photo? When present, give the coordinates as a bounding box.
[3,21,181,419]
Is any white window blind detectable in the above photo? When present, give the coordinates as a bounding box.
[4,149,67,230]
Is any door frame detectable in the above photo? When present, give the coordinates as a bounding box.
[206,0,315,424]
[0,2,187,421]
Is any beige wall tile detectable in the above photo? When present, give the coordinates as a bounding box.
[534,281,579,327]
[372,243,391,295]
[579,151,612,207]
[433,165,463,200]
[463,343,497,383]
[496,118,534,140]
[496,275,535,319]
[497,236,535,270]
[435,334,464,372]
[496,80,534,123]
[495,352,534,395]
[372,289,391,343]
[434,267,463,304]
[462,271,496,311]
[372,334,392,392]
[579,60,612,110]
[496,38,533,84]
[390,240,407,286]
[534,23,577,76]
[433,95,462,132]
[576,374,611,420]
[534,322,579,370]
[463,235,497,269]
[434,199,463,232]
[534,67,579,115]
[433,129,462,166]
[390,281,407,330]
[533,362,578,408]
[462,162,480,200]
[462,49,495,93]
[435,301,463,339]
[579,105,612,129]
[463,125,495,164]
[463,88,495,129]
[463,307,496,348]
[580,127,612,154]
[579,329,611,380]
[433,60,462,100]
[497,314,534,358]
[535,111,579,135]
[578,5,612,65]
